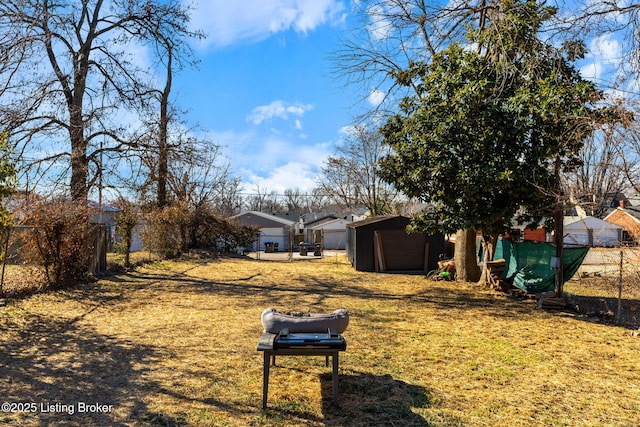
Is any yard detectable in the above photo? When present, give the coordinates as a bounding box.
[1,254,639,426]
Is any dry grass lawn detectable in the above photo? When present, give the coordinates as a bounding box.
[1,255,639,426]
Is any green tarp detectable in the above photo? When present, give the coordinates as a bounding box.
[494,240,589,294]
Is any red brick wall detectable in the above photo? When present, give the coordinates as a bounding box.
[523,228,547,242]
[605,209,640,241]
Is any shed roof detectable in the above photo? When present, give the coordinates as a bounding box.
[347,215,407,228]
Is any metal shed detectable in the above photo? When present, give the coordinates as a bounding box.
[346,216,445,273]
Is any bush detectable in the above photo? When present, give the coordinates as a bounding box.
[140,202,191,259]
[113,198,138,267]
[141,203,258,258]
[19,197,96,288]
[190,209,258,253]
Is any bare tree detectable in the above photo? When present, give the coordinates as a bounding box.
[281,187,334,214]
[0,0,198,202]
[166,139,235,210]
[566,128,635,217]
[536,3,640,206]
[245,186,283,212]
[319,124,399,215]
[552,2,640,76]
[143,17,203,208]
[210,176,243,217]
[283,188,306,212]
[306,187,333,214]
[334,0,493,115]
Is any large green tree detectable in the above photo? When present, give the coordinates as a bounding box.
[379,0,609,284]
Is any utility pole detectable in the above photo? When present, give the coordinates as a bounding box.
[553,155,564,298]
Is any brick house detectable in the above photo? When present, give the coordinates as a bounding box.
[603,200,640,243]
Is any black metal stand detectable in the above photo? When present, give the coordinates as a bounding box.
[257,332,344,409]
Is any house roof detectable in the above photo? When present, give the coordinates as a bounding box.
[603,206,640,223]
[306,217,351,230]
[231,211,296,228]
[270,211,301,222]
[564,216,623,230]
[303,214,338,227]
[88,200,119,212]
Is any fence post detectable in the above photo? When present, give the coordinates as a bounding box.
[0,226,9,295]
[617,250,623,324]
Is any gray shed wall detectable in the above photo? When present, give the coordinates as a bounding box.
[347,216,445,272]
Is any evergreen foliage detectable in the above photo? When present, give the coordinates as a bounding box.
[379,0,612,244]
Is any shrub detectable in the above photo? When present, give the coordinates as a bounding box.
[141,203,258,258]
[113,198,138,267]
[19,197,96,288]
[139,202,191,259]
[190,209,258,253]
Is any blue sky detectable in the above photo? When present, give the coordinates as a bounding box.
[173,0,362,194]
[165,0,633,197]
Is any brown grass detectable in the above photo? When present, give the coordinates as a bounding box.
[1,255,639,426]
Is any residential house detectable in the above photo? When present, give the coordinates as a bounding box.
[563,216,623,247]
[603,200,640,243]
[231,211,301,251]
[305,216,351,250]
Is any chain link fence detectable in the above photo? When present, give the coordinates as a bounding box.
[564,247,640,328]
[4,223,639,328]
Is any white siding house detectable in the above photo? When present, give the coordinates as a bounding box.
[231,211,298,251]
[306,217,351,250]
[563,216,623,247]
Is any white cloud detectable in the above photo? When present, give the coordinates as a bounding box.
[580,34,623,82]
[186,0,346,49]
[247,100,314,125]
[211,128,333,192]
[367,89,385,107]
[366,4,392,41]
[241,162,318,194]
[590,34,622,66]
[580,62,602,81]
[338,124,355,136]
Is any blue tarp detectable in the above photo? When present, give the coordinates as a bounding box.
[494,240,589,293]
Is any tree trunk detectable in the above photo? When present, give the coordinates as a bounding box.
[69,105,88,203]
[70,140,88,202]
[157,44,173,208]
[454,228,480,282]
